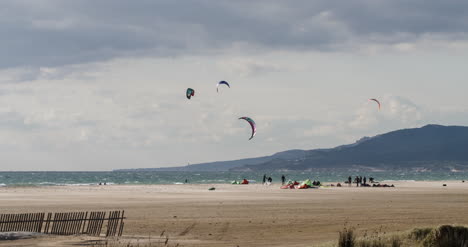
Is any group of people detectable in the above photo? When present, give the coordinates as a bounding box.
[345,176,395,188]
[311,180,322,186]
[258,174,396,188]
[346,176,375,187]
[262,174,274,184]
[262,174,290,185]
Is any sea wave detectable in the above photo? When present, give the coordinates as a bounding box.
[2,182,116,187]
[381,180,416,182]
[1,171,467,186]
[66,183,115,186]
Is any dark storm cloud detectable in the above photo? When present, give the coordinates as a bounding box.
[1,0,468,68]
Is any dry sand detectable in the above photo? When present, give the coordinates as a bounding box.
[1,181,468,246]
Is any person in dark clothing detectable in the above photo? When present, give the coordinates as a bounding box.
[262,174,266,184]
[359,176,363,185]
[281,175,286,185]
[363,177,367,185]
[268,177,272,183]
[355,176,359,187]
[348,176,352,186]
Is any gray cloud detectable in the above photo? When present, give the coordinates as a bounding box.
[1,0,468,69]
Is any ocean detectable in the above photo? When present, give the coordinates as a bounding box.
[0,170,467,187]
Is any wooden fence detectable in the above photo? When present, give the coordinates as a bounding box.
[0,211,125,237]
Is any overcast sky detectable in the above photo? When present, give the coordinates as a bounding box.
[1,0,468,171]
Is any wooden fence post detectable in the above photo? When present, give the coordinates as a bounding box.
[0,211,125,237]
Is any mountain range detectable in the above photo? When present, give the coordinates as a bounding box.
[116,125,468,172]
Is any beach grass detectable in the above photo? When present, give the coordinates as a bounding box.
[333,225,468,247]
[421,225,468,247]
[102,225,467,247]
[338,227,356,247]
[409,227,433,241]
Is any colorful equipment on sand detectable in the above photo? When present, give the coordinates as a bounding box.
[281,179,320,189]
[281,184,295,189]
[232,179,249,185]
[298,179,312,189]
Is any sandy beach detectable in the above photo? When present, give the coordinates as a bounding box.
[1,181,468,246]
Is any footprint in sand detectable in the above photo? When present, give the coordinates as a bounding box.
[178,223,196,236]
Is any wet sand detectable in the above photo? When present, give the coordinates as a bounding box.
[1,181,468,246]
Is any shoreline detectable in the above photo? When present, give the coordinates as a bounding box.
[0,179,465,188]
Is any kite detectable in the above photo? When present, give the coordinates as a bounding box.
[186,88,195,99]
[217,81,230,92]
[369,98,381,110]
[239,117,256,140]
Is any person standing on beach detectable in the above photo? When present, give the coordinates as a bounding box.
[359,176,363,186]
[355,176,359,187]
[363,177,367,186]
[348,176,352,186]
[281,175,286,185]
[263,174,266,184]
